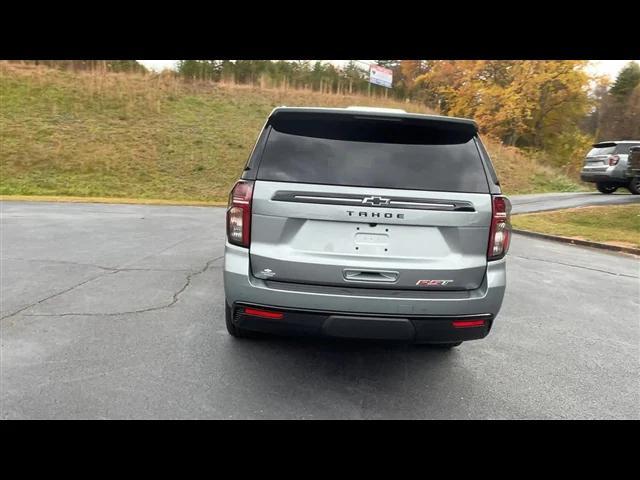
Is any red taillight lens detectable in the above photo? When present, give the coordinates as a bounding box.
[243,307,283,319]
[452,319,486,329]
[608,155,620,166]
[487,195,511,261]
[226,180,254,248]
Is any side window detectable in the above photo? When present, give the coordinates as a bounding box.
[241,126,271,180]
[616,144,640,155]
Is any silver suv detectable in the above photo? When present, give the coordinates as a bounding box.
[223,107,511,347]
[580,141,640,194]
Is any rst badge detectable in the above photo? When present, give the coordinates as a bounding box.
[416,279,454,287]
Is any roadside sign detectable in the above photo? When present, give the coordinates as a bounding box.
[369,64,393,88]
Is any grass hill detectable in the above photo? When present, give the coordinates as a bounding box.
[0,62,582,202]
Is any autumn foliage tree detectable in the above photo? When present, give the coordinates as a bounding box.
[413,61,591,148]
[596,62,640,141]
[410,60,593,173]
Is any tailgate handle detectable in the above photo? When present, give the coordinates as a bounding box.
[343,269,398,283]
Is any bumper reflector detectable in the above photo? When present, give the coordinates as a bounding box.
[243,307,284,320]
[452,319,486,329]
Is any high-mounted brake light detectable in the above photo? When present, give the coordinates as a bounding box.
[487,195,512,261]
[608,154,620,166]
[226,180,254,248]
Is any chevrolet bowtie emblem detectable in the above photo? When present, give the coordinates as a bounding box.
[362,196,390,206]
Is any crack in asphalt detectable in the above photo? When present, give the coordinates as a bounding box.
[0,271,109,321]
[0,235,201,321]
[20,255,223,318]
[512,255,639,279]
[4,257,193,273]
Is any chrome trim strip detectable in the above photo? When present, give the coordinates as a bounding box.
[389,200,455,209]
[294,195,361,203]
[271,191,475,212]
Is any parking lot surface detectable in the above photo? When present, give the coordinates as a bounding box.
[510,191,638,214]
[1,200,638,419]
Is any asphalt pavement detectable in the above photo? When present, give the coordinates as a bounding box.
[1,196,638,419]
[510,191,639,214]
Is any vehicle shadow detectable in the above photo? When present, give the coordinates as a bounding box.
[211,332,483,419]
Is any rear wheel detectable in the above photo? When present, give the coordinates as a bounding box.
[627,177,640,195]
[596,183,618,194]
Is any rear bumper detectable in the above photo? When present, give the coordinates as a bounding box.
[580,170,628,184]
[223,243,506,342]
[232,303,492,343]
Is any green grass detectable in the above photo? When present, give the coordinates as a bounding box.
[530,172,588,193]
[0,62,584,202]
[512,204,640,248]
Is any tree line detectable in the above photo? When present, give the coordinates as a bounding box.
[176,60,384,95]
[174,60,638,154]
[586,62,640,142]
[18,60,148,74]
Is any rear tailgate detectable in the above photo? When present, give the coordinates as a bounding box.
[248,110,493,291]
[251,183,491,290]
[583,143,616,171]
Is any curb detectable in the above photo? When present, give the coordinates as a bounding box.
[512,229,640,255]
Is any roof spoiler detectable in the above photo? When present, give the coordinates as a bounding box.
[268,110,478,144]
[269,108,478,135]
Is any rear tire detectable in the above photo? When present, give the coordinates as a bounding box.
[596,183,618,194]
[627,177,640,195]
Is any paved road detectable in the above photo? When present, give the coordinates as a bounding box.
[510,191,639,214]
[1,200,638,419]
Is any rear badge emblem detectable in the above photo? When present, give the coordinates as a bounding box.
[416,279,453,287]
[256,268,276,279]
[362,196,390,206]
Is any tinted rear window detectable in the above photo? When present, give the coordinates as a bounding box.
[588,146,616,156]
[256,115,489,193]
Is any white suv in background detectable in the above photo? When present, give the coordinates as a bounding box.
[580,141,640,194]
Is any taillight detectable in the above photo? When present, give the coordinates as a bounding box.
[608,155,620,166]
[487,195,511,261]
[452,319,486,329]
[226,180,254,248]
[243,307,283,319]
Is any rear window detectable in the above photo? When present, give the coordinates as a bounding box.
[588,143,640,156]
[588,145,616,156]
[256,114,490,193]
